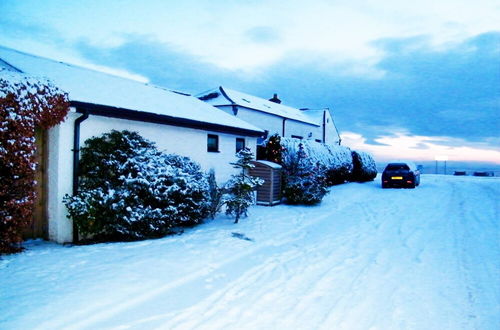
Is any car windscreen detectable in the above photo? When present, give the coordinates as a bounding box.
[385,164,410,171]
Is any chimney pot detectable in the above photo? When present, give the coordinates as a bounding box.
[269,93,281,104]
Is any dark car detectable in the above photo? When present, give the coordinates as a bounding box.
[382,162,420,188]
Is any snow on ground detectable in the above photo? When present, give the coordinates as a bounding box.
[1,175,499,330]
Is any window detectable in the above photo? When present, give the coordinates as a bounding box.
[315,139,322,143]
[257,130,269,145]
[291,135,303,140]
[207,134,219,152]
[236,138,245,152]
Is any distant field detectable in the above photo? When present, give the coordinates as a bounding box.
[377,161,500,177]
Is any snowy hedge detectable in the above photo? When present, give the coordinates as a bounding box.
[1,72,69,254]
[280,138,329,204]
[269,135,353,186]
[64,130,210,241]
[350,151,377,182]
[262,135,377,204]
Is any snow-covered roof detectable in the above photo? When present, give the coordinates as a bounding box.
[252,160,282,169]
[197,87,320,126]
[0,46,263,135]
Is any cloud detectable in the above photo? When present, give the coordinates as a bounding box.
[245,26,282,44]
[251,32,500,145]
[75,32,499,147]
[342,131,500,163]
[75,36,251,93]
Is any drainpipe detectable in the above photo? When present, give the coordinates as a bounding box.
[322,110,326,143]
[72,110,89,242]
[282,118,287,137]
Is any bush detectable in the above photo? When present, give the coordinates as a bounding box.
[281,142,328,205]
[207,169,225,219]
[0,72,69,254]
[318,144,353,186]
[265,136,353,187]
[64,130,210,241]
[350,151,377,182]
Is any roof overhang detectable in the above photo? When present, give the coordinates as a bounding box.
[71,101,264,137]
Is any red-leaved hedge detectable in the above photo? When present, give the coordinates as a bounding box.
[0,72,69,253]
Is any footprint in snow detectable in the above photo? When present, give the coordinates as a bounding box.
[231,232,254,242]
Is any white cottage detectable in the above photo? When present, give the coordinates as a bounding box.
[197,86,341,145]
[0,46,263,243]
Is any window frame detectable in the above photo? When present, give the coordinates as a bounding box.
[207,134,219,152]
[236,137,245,153]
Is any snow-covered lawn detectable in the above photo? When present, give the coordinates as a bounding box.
[1,175,499,329]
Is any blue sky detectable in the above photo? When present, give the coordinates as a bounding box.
[1,0,499,163]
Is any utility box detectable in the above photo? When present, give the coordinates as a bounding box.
[249,160,282,206]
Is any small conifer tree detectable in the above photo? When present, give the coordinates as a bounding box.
[224,148,263,223]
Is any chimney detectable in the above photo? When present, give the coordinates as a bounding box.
[269,93,281,104]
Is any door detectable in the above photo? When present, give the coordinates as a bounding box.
[23,128,48,239]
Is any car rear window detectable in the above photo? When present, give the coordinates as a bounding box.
[386,164,410,171]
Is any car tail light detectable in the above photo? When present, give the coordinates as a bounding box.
[383,180,388,183]
[407,180,412,184]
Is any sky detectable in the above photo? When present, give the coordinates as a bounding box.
[1,0,499,164]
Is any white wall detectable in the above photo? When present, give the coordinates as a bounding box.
[217,105,283,137]
[324,110,340,145]
[47,112,76,243]
[47,109,257,243]
[284,119,320,141]
[217,105,321,141]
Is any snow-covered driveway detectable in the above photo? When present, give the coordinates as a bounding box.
[1,175,499,329]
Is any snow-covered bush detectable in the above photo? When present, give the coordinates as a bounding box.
[274,137,353,186]
[224,148,263,223]
[0,72,69,253]
[64,130,210,241]
[265,136,353,187]
[207,169,225,219]
[281,141,328,205]
[304,142,353,186]
[265,134,283,164]
[350,151,377,182]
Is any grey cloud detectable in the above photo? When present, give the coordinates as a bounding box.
[72,32,500,149]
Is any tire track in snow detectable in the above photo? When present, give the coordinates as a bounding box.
[26,177,500,329]
[156,199,391,329]
[50,210,340,330]
[450,180,500,329]
[118,195,380,329]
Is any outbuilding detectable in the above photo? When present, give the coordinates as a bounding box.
[249,160,282,206]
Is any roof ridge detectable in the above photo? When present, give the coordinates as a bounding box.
[217,87,320,126]
[221,86,298,110]
[218,86,236,104]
